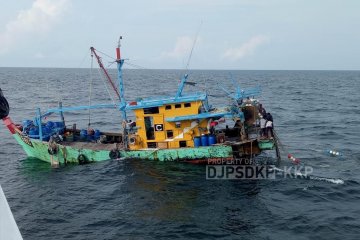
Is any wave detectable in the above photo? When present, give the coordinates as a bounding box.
[271,166,344,185]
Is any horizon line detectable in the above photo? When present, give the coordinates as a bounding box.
[0,66,359,71]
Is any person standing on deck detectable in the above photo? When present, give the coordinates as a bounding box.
[266,112,273,122]
[259,104,266,116]
[260,115,266,138]
[265,119,273,138]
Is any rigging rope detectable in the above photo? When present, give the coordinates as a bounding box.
[89,48,149,108]
[106,61,116,69]
[273,129,286,153]
[97,68,117,106]
[78,48,93,68]
[95,49,116,61]
[124,61,148,70]
[95,48,149,70]
[89,48,119,106]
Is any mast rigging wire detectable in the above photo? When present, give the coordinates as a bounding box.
[95,49,116,61]
[96,48,149,70]
[185,21,202,71]
[96,68,117,107]
[124,61,148,70]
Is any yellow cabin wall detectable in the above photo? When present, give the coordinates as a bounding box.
[129,100,209,149]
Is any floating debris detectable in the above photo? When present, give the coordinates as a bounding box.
[288,154,300,164]
[328,150,342,157]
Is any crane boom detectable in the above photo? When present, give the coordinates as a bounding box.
[90,47,120,99]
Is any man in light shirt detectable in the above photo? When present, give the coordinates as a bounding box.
[260,115,267,137]
[266,119,273,138]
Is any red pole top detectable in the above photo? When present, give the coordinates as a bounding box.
[116,47,121,60]
[116,36,122,60]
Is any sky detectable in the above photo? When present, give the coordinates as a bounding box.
[0,0,359,70]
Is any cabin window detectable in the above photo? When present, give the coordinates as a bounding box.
[144,116,155,140]
[175,122,181,128]
[179,141,187,148]
[166,130,173,139]
[147,142,157,148]
[165,105,172,110]
[184,103,191,108]
[143,107,159,114]
[175,104,181,109]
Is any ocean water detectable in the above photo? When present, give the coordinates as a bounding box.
[1,68,360,239]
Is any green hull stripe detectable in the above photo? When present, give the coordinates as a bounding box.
[13,134,233,164]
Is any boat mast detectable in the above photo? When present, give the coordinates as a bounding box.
[116,36,127,121]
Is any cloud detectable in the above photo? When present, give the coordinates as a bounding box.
[162,36,201,59]
[0,0,69,54]
[222,35,270,61]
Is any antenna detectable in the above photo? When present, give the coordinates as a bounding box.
[118,36,122,47]
[175,22,203,98]
[185,21,202,71]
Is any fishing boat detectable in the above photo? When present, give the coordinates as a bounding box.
[0,37,279,166]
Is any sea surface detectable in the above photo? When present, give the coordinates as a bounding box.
[1,68,360,239]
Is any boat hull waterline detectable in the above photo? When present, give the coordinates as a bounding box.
[4,117,235,164]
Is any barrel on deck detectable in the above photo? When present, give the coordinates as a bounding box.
[53,122,64,128]
[208,134,217,145]
[53,122,65,134]
[28,127,39,139]
[41,126,51,141]
[94,129,101,140]
[80,129,87,140]
[201,134,209,146]
[194,136,201,147]
[46,121,54,129]
[22,120,33,129]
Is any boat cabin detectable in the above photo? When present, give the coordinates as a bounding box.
[127,93,212,150]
